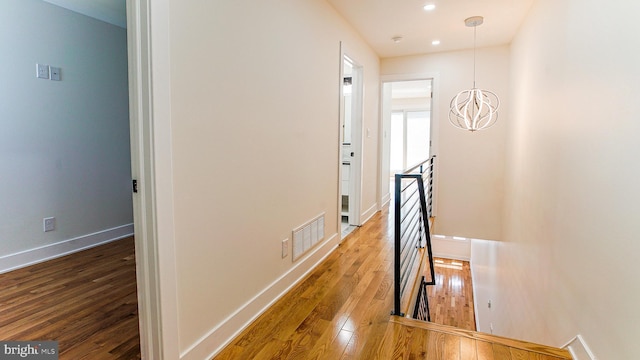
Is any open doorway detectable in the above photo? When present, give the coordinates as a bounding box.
[0,1,139,357]
[380,79,433,204]
[339,54,363,239]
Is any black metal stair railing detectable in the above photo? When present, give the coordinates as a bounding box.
[391,156,436,319]
[413,276,431,321]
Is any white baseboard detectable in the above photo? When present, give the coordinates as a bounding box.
[0,223,134,274]
[380,193,390,209]
[563,334,597,360]
[361,203,379,225]
[181,233,341,360]
[431,235,471,261]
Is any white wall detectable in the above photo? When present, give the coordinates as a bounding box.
[380,83,392,206]
[153,0,380,357]
[381,46,509,241]
[482,0,640,358]
[0,0,132,270]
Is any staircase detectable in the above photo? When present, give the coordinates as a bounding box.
[391,156,572,359]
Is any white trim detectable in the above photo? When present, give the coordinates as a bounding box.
[350,61,364,226]
[337,41,346,239]
[361,203,379,225]
[377,82,391,211]
[562,334,597,360]
[148,0,181,356]
[339,43,364,231]
[127,0,179,358]
[181,233,340,360]
[379,73,441,218]
[380,193,391,209]
[0,224,134,274]
[127,1,160,358]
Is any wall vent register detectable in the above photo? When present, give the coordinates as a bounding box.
[292,213,325,261]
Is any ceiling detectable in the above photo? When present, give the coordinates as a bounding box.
[326,0,534,58]
[41,0,533,58]
[42,0,126,28]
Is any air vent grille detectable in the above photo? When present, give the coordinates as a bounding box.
[292,213,325,261]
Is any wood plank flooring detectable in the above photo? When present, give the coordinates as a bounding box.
[387,317,571,360]
[0,237,141,359]
[214,208,571,359]
[0,212,571,359]
[429,258,476,331]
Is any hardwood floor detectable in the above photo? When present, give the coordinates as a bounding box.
[0,213,569,359]
[382,317,570,360]
[214,208,571,359]
[429,258,476,331]
[0,237,141,359]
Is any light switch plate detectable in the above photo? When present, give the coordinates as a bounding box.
[50,67,61,81]
[36,63,49,79]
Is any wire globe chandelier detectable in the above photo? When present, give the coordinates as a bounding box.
[449,16,500,132]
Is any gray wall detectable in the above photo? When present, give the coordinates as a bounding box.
[0,0,132,260]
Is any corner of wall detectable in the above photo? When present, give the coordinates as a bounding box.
[563,335,597,360]
[361,203,380,225]
[431,235,471,261]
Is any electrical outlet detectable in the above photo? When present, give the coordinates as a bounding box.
[282,238,289,258]
[43,217,55,232]
[488,300,492,309]
[490,323,494,334]
[50,66,61,81]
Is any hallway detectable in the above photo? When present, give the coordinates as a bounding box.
[214,208,571,359]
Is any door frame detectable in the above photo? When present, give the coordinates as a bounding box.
[378,74,440,215]
[338,43,364,235]
[127,0,179,358]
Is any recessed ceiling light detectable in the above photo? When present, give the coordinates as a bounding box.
[432,40,441,45]
[423,4,436,11]
[392,36,403,43]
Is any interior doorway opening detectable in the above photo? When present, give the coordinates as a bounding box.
[380,79,433,203]
[339,54,363,239]
[0,0,142,357]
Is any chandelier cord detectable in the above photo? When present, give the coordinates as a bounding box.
[473,25,477,88]
[448,16,500,132]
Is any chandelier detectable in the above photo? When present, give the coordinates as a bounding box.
[449,16,500,132]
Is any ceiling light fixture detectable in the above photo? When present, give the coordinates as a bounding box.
[432,40,440,45]
[449,16,500,132]
[423,4,436,11]
[392,36,403,43]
